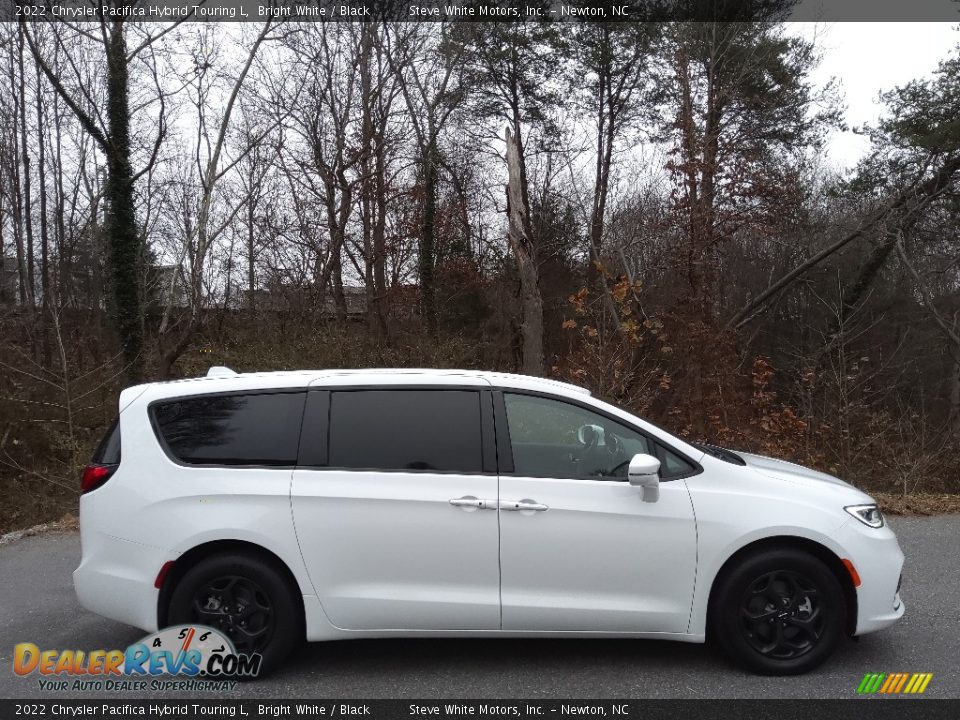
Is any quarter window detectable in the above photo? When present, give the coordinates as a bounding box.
[661,447,696,476]
[92,418,121,464]
[328,390,483,473]
[153,393,305,466]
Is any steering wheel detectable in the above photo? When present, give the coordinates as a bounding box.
[606,432,624,457]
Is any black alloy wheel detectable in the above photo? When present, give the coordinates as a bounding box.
[167,553,303,676]
[712,548,846,675]
[739,570,825,659]
[191,575,275,654]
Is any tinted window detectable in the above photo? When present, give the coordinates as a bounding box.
[329,390,482,473]
[153,393,305,466]
[661,447,696,477]
[92,419,121,464]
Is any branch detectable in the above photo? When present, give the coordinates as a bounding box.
[131,45,168,185]
[895,238,960,352]
[20,20,109,150]
[126,7,200,62]
[727,154,960,329]
[202,20,273,195]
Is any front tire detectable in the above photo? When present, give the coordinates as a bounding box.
[711,548,845,675]
[167,553,303,677]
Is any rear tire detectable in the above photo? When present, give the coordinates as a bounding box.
[711,548,845,675]
[167,553,303,677]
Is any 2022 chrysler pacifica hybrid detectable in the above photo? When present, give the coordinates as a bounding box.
[75,367,904,675]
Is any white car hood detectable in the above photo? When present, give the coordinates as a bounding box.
[735,451,854,489]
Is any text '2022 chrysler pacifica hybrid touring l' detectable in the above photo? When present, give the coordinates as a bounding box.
[75,367,904,675]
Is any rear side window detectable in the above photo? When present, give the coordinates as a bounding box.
[92,419,121,464]
[153,392,305,466]
[328,390,482,473]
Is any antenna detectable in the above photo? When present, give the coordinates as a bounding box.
[206,366,238,378]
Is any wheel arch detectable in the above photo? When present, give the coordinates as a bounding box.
[705,535,858,637]
[156,539,306,631]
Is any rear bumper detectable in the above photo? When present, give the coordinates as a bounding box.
[74,529,162,633]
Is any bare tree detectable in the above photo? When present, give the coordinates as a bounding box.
[574,23,656,322]
[384,24,466,331]
[156,21,277,377]
[459,22,563,375]
[21,9,186,380]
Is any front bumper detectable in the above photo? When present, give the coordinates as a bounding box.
[837,517,905,635]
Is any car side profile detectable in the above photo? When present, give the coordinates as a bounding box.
[75,368,904,675]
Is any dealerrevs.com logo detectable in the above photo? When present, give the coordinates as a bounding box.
[13,625,260,692]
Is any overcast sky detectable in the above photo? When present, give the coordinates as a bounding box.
[789,22,959,169]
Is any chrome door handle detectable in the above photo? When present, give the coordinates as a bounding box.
[500,499,549,512]
[449,496,495,510]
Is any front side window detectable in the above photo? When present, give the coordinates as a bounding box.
[153,392,305,466]
[328,390,483,473]
[503,393,691,481]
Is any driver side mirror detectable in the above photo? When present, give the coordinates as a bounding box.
[628,453,660,488]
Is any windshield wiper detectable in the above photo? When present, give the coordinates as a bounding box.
[693,442,746,466]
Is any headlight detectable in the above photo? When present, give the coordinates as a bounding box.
[845,504,884,528]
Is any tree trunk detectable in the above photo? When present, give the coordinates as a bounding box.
[587,76,622,331]
[104,21,144,381]
[35,62,51,366]
[420,143,437,332]
[331,251,348,322]
[0,196,5,304]
[505,125,544,376]
[359,24,377,335]
[950,356,960,438]
[449,169,472,259]
[247,197,256,311]
[698,50,722,320]
[586,62,608,288]
[9,106,27,305]
[53,91,67,312]
[372,133,389,336]
[17,30,35,307]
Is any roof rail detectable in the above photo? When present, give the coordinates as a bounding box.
[206,366,238,378]
[481,371,592,396]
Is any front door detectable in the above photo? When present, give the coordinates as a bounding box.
[496,392,698,633]
[292,386,501,631]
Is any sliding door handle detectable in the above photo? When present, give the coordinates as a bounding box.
[449,496,495,511]
[500,499,549,512]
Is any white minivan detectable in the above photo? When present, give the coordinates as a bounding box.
[75,368,904,675]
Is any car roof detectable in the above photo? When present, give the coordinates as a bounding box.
[124,367,591,405]
[119,366,705,463]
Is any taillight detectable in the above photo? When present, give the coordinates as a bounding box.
[81,464,118,494]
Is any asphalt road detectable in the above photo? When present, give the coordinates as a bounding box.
[1,516,958,700]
